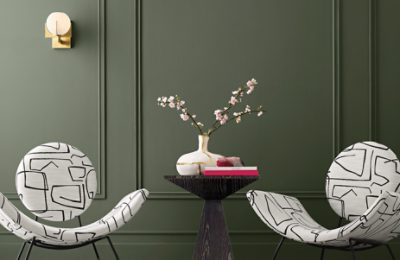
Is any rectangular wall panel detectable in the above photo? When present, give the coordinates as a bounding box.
[141,0,334,196]
[376,0,400,154]
[0,0,106,198]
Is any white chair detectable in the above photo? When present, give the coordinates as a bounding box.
[0,142,149,259]
[247,141,400,259]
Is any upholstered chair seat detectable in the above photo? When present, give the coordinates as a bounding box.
[0,190,148,246]
[247,190,400,248]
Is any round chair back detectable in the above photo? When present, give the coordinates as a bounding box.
[326,141,400,220]
[16,142,97,221]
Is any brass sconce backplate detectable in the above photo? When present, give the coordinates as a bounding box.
[45,26,72,49]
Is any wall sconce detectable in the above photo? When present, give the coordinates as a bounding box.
[45,12,72,49]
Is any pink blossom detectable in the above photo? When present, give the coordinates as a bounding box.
[247,85,255,94]
[235,116,241,123]
[176,100,185,110]
[229,96,238,105]
[215,109,229,124]
[246,78,257,94]
[214,109,223,120]
[245,105,251,113]
[214,109,222,115]
[247,78,257,87]
[169,102,175,108]
[180,113,189,121]
[220,114,228,124]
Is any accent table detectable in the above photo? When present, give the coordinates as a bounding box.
[164,175,258,260]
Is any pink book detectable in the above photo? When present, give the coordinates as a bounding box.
[204,167,259,176]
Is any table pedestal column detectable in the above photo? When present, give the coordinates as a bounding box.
[193,200,233,260]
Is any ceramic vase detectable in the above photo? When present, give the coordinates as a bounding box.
[176,134,223,176]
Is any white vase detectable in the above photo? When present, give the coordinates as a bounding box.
[176,134,223,176]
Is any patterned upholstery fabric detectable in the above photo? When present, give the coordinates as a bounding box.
[0,142,149,246]
[326,141,400,221]
[247,190,400,247]
[0,189,148,245]
[247,141,400,247]
[16,143,97,221]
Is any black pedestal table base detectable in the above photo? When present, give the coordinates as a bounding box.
[165,175,258,260]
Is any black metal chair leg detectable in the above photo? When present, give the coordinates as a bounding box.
[348,241,356,260]
[25,238,35,260]
[91,242,100,260]
[386,244,396,260]
[320,248,325,260]
[78,216,101,259]
[272,237,285,260]
[106,236,119,260]
[17,242,27,260]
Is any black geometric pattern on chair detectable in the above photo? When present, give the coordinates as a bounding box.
[16,143,97,221]
[0,189,148,246]
[326,141,400,221]
[247,190,400,248]
[0,142,149,259]
[247,141,400,259]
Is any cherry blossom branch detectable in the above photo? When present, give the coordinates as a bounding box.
[208,79,258,135]
[208,106,265,136]
[208,87,245,131]
[186,112,204,135]
[157,78,264,136]
[157,95,205,135]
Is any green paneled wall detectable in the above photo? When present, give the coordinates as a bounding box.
[0,0,399,259]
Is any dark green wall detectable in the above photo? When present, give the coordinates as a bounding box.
[0,0,399,259]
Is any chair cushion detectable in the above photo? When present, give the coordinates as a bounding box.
[247,190,400,247]
[326,141,400,220]
[0,189,149,245]
[16,142,97,221]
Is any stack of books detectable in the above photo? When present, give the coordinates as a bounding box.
[203,167,259,176]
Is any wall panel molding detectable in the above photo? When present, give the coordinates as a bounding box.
[135,0,144,191]
[368,0,377,141]
[3,0,107,200]
[97,0,107,200]
[139,0,338,200]
[333,0,341,156]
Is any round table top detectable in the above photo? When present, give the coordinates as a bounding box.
[164,175,258,200]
